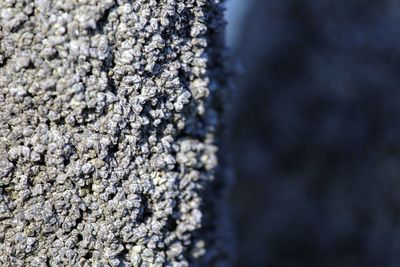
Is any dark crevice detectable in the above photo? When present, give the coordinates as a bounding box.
[97,4,117,34]
[108,142,119,157]
[165,215,178,232]
[80,181,94,195]
[25,61,35,70]
[76,210,83,225]
[117,247,129,264]
[83,251,92,260]
[137,194,153,224]
[77,233,83,242]
[0,55,9,68]
[106,72,117,95]
[10,22,26,33]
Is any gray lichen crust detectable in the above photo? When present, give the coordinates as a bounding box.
[0,0,228,266]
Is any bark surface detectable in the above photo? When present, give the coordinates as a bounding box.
[0,0,229,266]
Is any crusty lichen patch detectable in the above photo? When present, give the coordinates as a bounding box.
[0,0,228,266]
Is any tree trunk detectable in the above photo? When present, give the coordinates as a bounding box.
[0,1,230,266]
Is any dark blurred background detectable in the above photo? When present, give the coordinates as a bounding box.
[225,1,400,266]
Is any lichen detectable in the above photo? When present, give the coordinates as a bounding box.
[0,0,229,266]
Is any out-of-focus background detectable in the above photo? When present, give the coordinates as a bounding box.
[225,1,400,266]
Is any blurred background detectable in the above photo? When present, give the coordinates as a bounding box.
[225,1,400,266]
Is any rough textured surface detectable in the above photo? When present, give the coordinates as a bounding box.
[231,1,400,267]
[0,0,229,266]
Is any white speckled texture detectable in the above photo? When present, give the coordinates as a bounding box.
[0,0,230,266]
